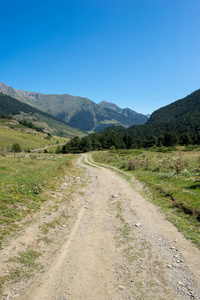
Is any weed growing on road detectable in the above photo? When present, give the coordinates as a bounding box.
[109,193,170,298]
[9,249,42,282]
[110,196,135,250]
[40,236,53,245]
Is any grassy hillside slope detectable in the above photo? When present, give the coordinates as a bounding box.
[0,93,83,138]
[0,117,68,151]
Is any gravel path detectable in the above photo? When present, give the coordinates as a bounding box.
[1,153,200,299]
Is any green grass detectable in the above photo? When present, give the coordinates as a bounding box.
[41,236,53,244]
[0,126,68,151]
[13,249,41,267]
[92,149,200,247]
[9,249,42,282]
[0,153,76,247]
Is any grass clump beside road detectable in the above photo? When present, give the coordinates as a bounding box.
[92,148,200,247]
[0,153,76,248]
[9,249,42,282]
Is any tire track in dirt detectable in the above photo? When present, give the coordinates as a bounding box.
[26,207,85,300]
[2,153,200,300]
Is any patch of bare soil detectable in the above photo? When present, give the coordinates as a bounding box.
[1,154,200,300]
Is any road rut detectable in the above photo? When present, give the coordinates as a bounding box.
[2,154,200,299]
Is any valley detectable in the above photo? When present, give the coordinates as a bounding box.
[0,83,149,132]
[1,1,199,299]
[0,82,200,299]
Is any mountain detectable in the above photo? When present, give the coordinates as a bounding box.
[102,89,200,139]
[98,100,121,112]
[0,83,148,132]
[60,88,200,155]
[126,89,200,138]
[147,89,200,125]
[0,93,83,137]
[98,100,149,123]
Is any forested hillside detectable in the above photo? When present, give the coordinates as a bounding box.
[0,93,60,120]
[60,89,200,153]
[147,89,200,125]
[0,93,82,137]
[105,89,200,139]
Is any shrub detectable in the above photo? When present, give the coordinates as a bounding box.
[173,157,189,174]
[11,143,22,153]
[127,158,140,170]
[141,158,151,170]
[121,161,127,169]
[110,145,116,151]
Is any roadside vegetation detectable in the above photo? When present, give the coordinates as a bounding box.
[92,148,200,247]
[0,153,76,248]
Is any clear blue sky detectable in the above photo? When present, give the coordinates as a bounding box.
[1,0,200,114]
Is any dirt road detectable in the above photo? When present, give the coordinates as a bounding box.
[1,154,200,299]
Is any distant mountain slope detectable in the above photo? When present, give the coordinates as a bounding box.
[147,89,200,125]
[0,83,148,132]
[0,93,82,137]
[98,100,122,112]
[103,107,144,126]
[102,89,200,139]
[98,100,149,124]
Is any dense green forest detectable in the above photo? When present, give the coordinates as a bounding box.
[60,89,200,153]
[147,89,200,125]
[0,114,13,120]
[104,89,200,139]
[58,130,200,154]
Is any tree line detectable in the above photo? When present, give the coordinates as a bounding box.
[57,130,200,154]
[18,120,44,132]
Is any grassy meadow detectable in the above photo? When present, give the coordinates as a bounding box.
[92,147,200,247]
[0,127,68,152]
[0,153,77,248]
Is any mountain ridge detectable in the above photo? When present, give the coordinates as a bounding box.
[0,92,83,137]
[98,100,149,121]
[0,82,149,132]
[103,88,200,139]
[147,89,200,125]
